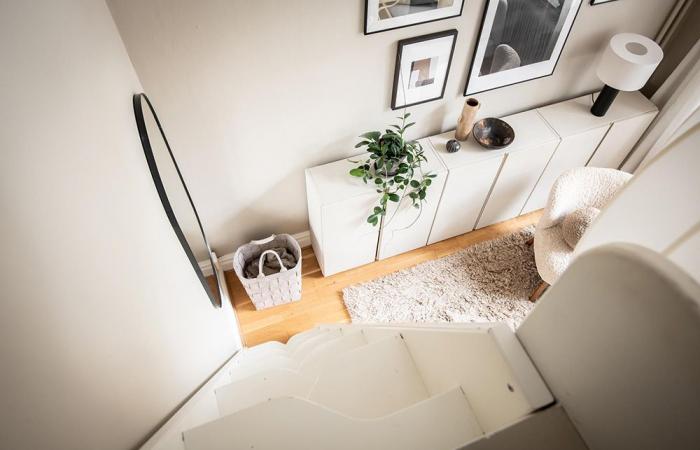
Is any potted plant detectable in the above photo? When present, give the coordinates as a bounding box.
[349,112,436,227]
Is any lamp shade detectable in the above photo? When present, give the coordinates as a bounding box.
[596,33,664,91]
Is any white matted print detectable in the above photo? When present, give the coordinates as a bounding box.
[464,0,582,96]
[365,0,465,35]
[392,30,458,109]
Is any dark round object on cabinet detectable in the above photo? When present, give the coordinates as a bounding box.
[472,118,515,149]
[446,139,461,153]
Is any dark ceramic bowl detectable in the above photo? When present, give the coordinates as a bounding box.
[472,118,515,149]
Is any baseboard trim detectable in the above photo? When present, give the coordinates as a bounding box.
[199,230,311,276]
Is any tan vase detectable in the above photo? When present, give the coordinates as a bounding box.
[455,98,480,141]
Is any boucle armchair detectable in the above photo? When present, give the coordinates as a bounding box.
[531,167,632,301]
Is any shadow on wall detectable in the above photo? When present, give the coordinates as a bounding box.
[216,170,309,251]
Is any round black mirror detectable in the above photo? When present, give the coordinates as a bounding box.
[132,93,222,308]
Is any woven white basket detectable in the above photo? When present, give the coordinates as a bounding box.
[233,234,302,310]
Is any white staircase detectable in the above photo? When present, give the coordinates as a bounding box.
[140,243,700,450]
[143,323,564,450]
[185,388,482,450]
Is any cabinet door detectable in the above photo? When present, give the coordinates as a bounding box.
[587,112,656,170]
[477,141,558,228]
[377,170,447,259]
[321,194,380,276]
[428,156,503,245]
[522,126,609,214]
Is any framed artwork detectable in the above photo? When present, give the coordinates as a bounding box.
[591,0,618,4]
[365,0,465,35]
[464,0,583,96]
[392,29,458,109]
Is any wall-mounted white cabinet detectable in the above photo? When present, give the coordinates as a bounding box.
[428,110,559,241]
[306,159,381,277]
[426,154,502,245]
[306,140,445,275]
[377,140,447,260]
[523,92,657,213]
[520,126,610,215]
[307,91,657,277]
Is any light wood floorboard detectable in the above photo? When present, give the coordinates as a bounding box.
[221,211,542,347]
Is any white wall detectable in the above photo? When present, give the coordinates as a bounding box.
[0,2,240,449]
[107,0,678,255]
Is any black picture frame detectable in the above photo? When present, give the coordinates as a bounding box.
[364,0,465,35]
[391,29,458,110]
[591,0,619,5]
[463,0,583,96]
[132,93,222,308]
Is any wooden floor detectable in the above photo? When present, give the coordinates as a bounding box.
[222,211,541,347]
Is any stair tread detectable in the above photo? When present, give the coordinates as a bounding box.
[230,329,343,377]
[229,355,299,383]
[216,369,315,417]
[291,328,343,360]
[218,334,421,419]
[184,387,483,450]
[309,334,429,418]
[287,326,325,350]
[299,330,368,374]
[313,323,553,433]
[232,328,327,366]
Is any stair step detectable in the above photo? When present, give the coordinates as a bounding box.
[230,329,320,365]
[183,387,482,450]
[286,326,326,351]
[291,328,343,360]
[299,330,368,374]
[229,354,299,383]
[316,323,553,433]
[230,347,289,369]
[219,333,418,419]
[215,369,315,417]
[235,329,343,368]
[232,327,327,367]
[227,330,355,386]
[309,334,429,419]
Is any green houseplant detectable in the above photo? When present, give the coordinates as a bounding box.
[349,112,436,227]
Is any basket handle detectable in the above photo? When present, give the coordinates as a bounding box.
[250,234,276,245]
[257,249,287,279]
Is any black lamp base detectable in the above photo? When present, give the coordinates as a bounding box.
[591,85,620,117]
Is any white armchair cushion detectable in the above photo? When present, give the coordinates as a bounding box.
[534,226,574,285]
[534,167,632,284]
[561,206,601,248]
[539,168,632,229]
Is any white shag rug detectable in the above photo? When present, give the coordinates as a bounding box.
[343,227,541,330]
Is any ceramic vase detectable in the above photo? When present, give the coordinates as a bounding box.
[455,98,480,141]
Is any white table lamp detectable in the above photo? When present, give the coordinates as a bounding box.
[591,33,664,117]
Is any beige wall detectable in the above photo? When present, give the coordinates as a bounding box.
[0,2,240,449]
[107,0,678,255]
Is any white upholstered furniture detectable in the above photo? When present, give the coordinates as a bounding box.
[533,167,632,291]
[306,91,657,277]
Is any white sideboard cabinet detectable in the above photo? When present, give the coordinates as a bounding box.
[307,91,657,277]
[306,139,445,276]
[428,110,559,242]
[522,92,657,213]
[377,141,447,260]
[305,158,381,277]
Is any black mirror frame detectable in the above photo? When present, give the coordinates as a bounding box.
[132,93,222,308]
